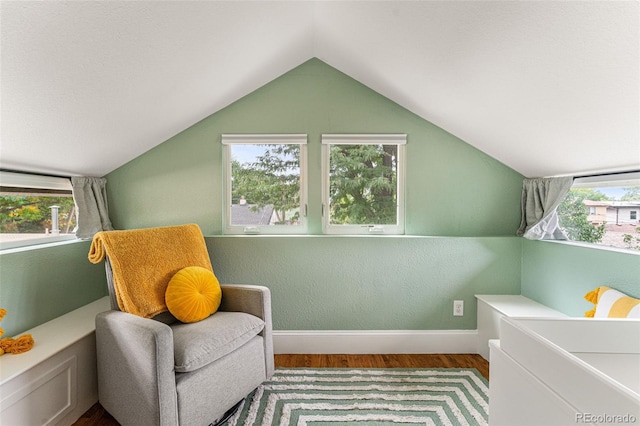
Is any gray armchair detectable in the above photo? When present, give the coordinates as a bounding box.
[91,225,273,426]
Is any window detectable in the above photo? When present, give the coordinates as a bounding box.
[557,172,640,251]
[222,134,307,234]
[0,171,77,249]
[322,134,406,235]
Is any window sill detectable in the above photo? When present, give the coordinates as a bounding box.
[207,234,518,239]
[214,234,411,238]
[533,239,640,256]
[0,236,84,255]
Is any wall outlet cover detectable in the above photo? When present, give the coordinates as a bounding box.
[454,300,464,316]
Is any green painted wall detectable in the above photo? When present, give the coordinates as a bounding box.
[0,241,108,337]
[107,58,523,236]
[105,58,525,331]
[3,59,635,338]
[521,240,640,317]
[207,236,521,330]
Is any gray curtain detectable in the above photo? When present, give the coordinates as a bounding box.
[71,176,114,239]
[517,176,573,240]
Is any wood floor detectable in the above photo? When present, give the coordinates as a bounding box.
[73,353,489,426]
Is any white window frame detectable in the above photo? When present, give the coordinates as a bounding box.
[222,134,308,235]
[572,171,640,189]
[321,134,406,235]
[0,171,76,250]
[560,170,640,251]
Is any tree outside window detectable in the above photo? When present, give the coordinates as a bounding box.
[328,144,398,226]
[322,134,406,235]
[230,144,302,226]
[557,185,640,250]
[222,134,307,235]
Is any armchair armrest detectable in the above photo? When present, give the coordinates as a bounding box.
[219,284,271,319]
[95,310,178,426]
[219,284,274,378]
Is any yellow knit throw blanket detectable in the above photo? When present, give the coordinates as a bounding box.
[89,224,213,318]
[0,308,35,356]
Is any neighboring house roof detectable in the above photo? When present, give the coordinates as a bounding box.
[608,201,640,208]
[583,200,610,207]
[231,204,275,225]
[583,200,640,208]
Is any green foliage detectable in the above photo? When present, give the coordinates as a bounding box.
[557,189,607,243]
[230,144,399,227]
[231,145,301,224]
[0,195,76,233]
[621,187,640,201]
[622,227,640,250]
[329,145,397,225]
[567,188,610,202]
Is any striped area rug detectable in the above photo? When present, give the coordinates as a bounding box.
[226,367,489,425]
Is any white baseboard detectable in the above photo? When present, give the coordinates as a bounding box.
[273,330,479,354]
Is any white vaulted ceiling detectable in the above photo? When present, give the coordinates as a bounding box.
[1,1,638,178]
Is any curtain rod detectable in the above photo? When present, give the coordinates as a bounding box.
[572,169,640,180]
[0,168,71,180]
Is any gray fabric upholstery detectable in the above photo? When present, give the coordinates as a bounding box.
[220,284,275,378]
[96,282,274,426]
[96,311,178,426]
[104,257,118,310]
[171,311,264,373]
[175,336,266,425]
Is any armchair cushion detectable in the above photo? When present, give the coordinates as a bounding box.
[171,311,265,373]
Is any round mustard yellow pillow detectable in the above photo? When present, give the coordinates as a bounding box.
[165,266,222,323]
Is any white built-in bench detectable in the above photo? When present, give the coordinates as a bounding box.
[475,294,567,360]
[0,297,110,426]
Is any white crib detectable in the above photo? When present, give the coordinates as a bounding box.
[489,317,640,426]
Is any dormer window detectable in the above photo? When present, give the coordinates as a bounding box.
[222,134,308,235]
[557,171,640,251]
[0,171,77,249]
[321,134,406,235]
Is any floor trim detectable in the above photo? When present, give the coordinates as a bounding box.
[273,329,478,354]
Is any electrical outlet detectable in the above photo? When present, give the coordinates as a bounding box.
[453,300,464,316]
